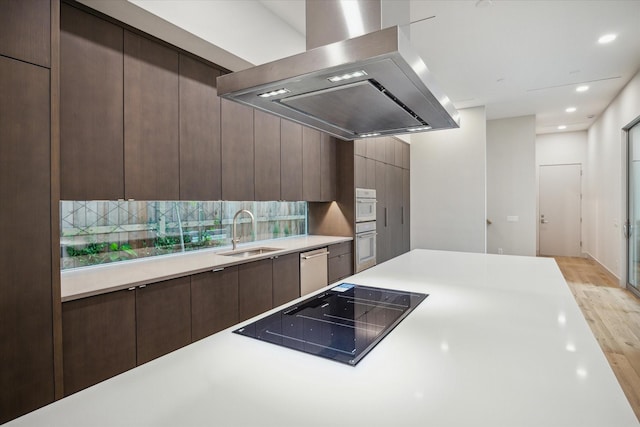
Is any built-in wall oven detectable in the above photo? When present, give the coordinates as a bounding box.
[355,188,377,272]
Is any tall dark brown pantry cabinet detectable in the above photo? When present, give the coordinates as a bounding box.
[0,0,58,422]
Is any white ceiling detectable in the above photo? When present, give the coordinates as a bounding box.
[102,0,640,135]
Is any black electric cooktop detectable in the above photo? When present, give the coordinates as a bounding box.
[233,283,428,366]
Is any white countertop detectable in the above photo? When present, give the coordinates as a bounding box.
[61,235,352,301]
[17,249,639,426]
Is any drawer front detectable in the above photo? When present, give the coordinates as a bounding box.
[328,241,352,258]
[329,252,353,283]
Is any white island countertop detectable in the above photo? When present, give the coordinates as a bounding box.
[13,250,639,426]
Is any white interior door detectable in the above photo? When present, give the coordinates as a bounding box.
[539,164,582,257]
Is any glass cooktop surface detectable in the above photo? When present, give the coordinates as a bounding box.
[233,283,428,366]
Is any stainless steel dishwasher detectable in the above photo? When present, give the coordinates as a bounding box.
[300,247,329,296]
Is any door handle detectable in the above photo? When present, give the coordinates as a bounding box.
[540,219,549,224]
[301,252,329,260]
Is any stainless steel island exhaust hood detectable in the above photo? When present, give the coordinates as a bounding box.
[217,3,459,141]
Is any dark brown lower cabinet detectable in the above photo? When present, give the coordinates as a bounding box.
[238,259,273,322]
[191,267,239,341]
[62,290,136,396]
[136,277,191,365]
[328,242,353,283]
[272,253,300,307]
[403,169,410,252]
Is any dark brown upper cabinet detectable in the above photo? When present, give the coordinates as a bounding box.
[124,31,180,200]
[179,54,221,200]
[302,127,321,201]
[320,133,337,201]
[0,0,50,67]
[354,138,366,157]
[385,137,396,166]
[254,110,281,201]
[403,141,410,169]
[0,55,54,423]
[221,98,254,200]
[60,4,124,200]
[394,139,404,168]
[280,119,303,201]
[355,155,366,189]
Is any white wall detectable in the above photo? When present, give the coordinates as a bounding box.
[586,69,640,282]
[486,115,536,256]
[535,131,588,255]
[410,107,486,253]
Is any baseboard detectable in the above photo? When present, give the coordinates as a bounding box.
[585,252,623,287]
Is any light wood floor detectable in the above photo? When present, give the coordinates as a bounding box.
[555,256,640,421]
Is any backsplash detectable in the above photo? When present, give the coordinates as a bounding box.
[60,200,307,270]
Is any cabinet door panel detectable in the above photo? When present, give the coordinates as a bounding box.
[385,137,395,165]
[403,168,410,253]
[402,142,410,170]
[388,165,404,258]
[329,253,353,283]
[328,242,352,257]
[255,110,281,201]
[354,138,366,156]
[355,155,366,188]
[221,99,254,200]
[272,253,300,307]
[0,0,50,67]
[0,56,53,423]
[124,31,180,200]
[136,277,191,365]
[191,267,239,341]
[394,139,404,167]
[179,54,221,200]
[239,259,273,321]
[365,158,376,189]
[375,161,388,263]
[280,120,303,200]
[302,127,321,201]
[320,133,337,201]
[62,290,136,395]
[61,4,124,200]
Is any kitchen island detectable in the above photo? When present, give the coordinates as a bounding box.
[8,250,639,426]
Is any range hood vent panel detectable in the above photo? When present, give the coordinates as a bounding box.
[217,26,459,140]
[279,80,424,135]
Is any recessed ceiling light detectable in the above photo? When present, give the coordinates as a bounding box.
[598,34,617,44]
[565,107,577,113]
[558,125,567,130]
[576,85,589,92]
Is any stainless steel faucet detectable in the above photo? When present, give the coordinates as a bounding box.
[232,209,255,250]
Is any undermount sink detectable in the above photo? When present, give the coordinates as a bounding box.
[218,247,283,258]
